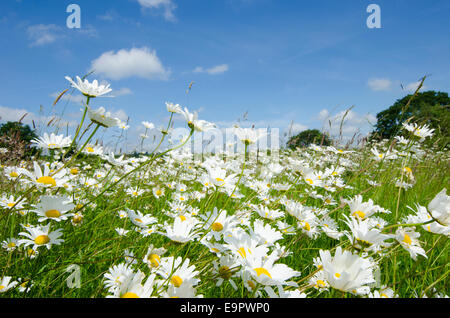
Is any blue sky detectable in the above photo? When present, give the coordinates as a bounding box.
[0,0,449,151]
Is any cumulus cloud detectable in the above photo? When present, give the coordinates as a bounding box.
[111,87,133,97]
[50,92,85,105]
[404,81,428,92]
[0,105,77,128]
[90,47,170,80]
[136,0,177,21]
[27,24,61,47]
[368,78,392,91]
[318,108,377,144]
[193,64,229,75]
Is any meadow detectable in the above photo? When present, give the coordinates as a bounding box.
[0,76,448,298]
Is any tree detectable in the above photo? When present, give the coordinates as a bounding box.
[287,129,331,149]
[371,91,450,148]
[0,121,39,162]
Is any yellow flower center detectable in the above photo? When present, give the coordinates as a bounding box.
[34,235,50,245]
[316,280,326,287]
[403,166,412,174]
[148,254,161,268]
[306,178,313,185]
[403,234,412,245]
[254,267,272,279]
[121,292,139,298]
[155,190,162,196]
[45,209,61,218]
[72,215,83,224]
[48,143,57,148]
[179,215,187,222]
[171,275,183,288]
[212,222,224,232]
[381,293,389,298]
[247,280,256,290]
[7,202,16,208]
[36,176,56,187]
[219,266,232,280]
[335,273,341,278]
[9,171,18,178]
[353,210,366,219]
[7,242,16,248]
[0,286,4,290]
[87,147,94,153]
[304,222,311,231]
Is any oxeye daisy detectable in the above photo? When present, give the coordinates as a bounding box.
[343,195,382,220]
[2,238,19,252]
[318,246,376,295]
[65,75,112,98]
[0,194,27,211]
[103,263,134,293]
[4,166,27,180]
[22,161,68,188]
[32,195,75,223]
[127,209,157,229]
[165,102,182,114]
[107,271,156,298]
[18,224,64,251]
[212,255,240,290]
[200,208,238,240]
[179,107,216,132]
[31,133,72,150]
[152,186,165,199]
[87,106,120,128]
[143,244,167,270]
[244,250,301,287]
[395,227,427,261]
[343,215,393,252]
[264,285,307,298]
[157,256,200,289]
[162,216,201,243]
[428,188,450,227]
[83,144,104,156]
[0,276,18,293]
[251,219,283,246]
[252,204,284,220]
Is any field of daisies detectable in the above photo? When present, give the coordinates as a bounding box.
[0,75,448,299]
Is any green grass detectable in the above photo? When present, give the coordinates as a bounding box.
[0,136,449,299]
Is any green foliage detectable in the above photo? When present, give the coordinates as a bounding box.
[287,129,331,149]
[371,91,450,148]
[0,121,39,161]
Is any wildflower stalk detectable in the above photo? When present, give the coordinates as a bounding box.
[51,123,101,177]
[74,128,194,215]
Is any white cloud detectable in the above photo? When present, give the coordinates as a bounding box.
[50,92,85,105]
[27,24,61,47]
[288,123,308,135]
[136,0,177,21]
[368,78,392,91]
[193,64,229,75]
[111,87,133,97]
[110,109,129,122]
[318,108,377,144]
[0,105,77,128]
[90,47,170,80]
[404,81,428,92]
